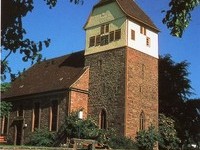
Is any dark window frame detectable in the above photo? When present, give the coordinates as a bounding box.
[96,35,101,46]
[100,24,109,34]
[139,111,145,130]
[105,24,109,33]
[109,31,114,42]
[100,35,109,46]
[140,26,146,35]
[89,36,95,47]
[18,105,24,117]
[50,100,59,131]
[101,25,105,34]
[146,37,151,47]
[100,109,107,129]
[1,116,9,135]
[115,29,121,41]
[33,102,40,131]
[131,30,135,40]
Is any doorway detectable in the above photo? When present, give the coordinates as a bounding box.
[15,120,23,145]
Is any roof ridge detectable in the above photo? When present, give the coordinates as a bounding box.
[44,50,84,62]
[94,0,115,8]
[116,0,159,31]
[86,0,159,32]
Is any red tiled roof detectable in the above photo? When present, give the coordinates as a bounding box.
[85,0,159,32]
[2,51,86,99]
[116,0,159,31]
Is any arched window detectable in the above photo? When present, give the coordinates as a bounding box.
[50,100,58,131]
[100,109,107,129]
[139,111,145,130]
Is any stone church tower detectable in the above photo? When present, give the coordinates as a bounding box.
[1,0,159,145]
[84,0,159,138]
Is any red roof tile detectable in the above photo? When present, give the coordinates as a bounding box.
[116,0,159,31]
[86,0,159,32]
[2,51,86,99]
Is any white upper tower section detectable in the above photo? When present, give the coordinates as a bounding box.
[127,20,159,58]
[84,0,159,58]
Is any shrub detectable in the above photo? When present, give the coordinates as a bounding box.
[136,125,158,150]
[159,114,181,150]
[28,128,55,147]
[63,111,135,148]
[64,111,103,140]
[62,111,139,149]
[108,135,138,149]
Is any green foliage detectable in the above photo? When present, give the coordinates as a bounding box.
[159,114,181,150]
[163,0,200,37]
[28,128,55,147]
[0,83,12,118]
[136,125,158,150]
[159,55,192,106]
[0,101,12,118]
[79,118,103,140]
[108,135,138,149]
[64,111,105,141]
[183,100,200,147]
[63,111,138,148]
[1,82,11,92]
[159,55,193,145]
[1,0,82,80]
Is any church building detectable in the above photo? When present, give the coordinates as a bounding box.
[1,0,159,145]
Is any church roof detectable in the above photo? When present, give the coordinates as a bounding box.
[2,51,86,99]
[85,0,159,32]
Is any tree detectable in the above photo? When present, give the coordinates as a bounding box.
[0,82,11,92]
[1,0,82,80]
[1,0,199,80]
[159,55,193,145]
[183,99,200,148]
[0,101,12,118]
[159,114,180,150]
[159,54,192,118]
[0,83,12,118]
[163,0,200,37]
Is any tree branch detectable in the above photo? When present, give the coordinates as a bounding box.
[2,50,12,63]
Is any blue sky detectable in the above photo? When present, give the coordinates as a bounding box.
[6,0,200,98]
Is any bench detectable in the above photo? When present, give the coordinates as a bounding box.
[71,138,111,150]
[0,136,7,144]
[72,138,96,150]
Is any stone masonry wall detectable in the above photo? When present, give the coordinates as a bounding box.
[125,47,158,138]
[6,92,69,145]
[85,47,126,135]
[85,46,158,138]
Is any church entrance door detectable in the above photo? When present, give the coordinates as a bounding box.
[14,120,23,145]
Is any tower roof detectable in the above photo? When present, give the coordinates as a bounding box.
[85,0,159,32]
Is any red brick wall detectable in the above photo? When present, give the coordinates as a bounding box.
[70,92,88,119]
[125,47,158,138]
[70,68,89,119]
[70,67,89,91]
